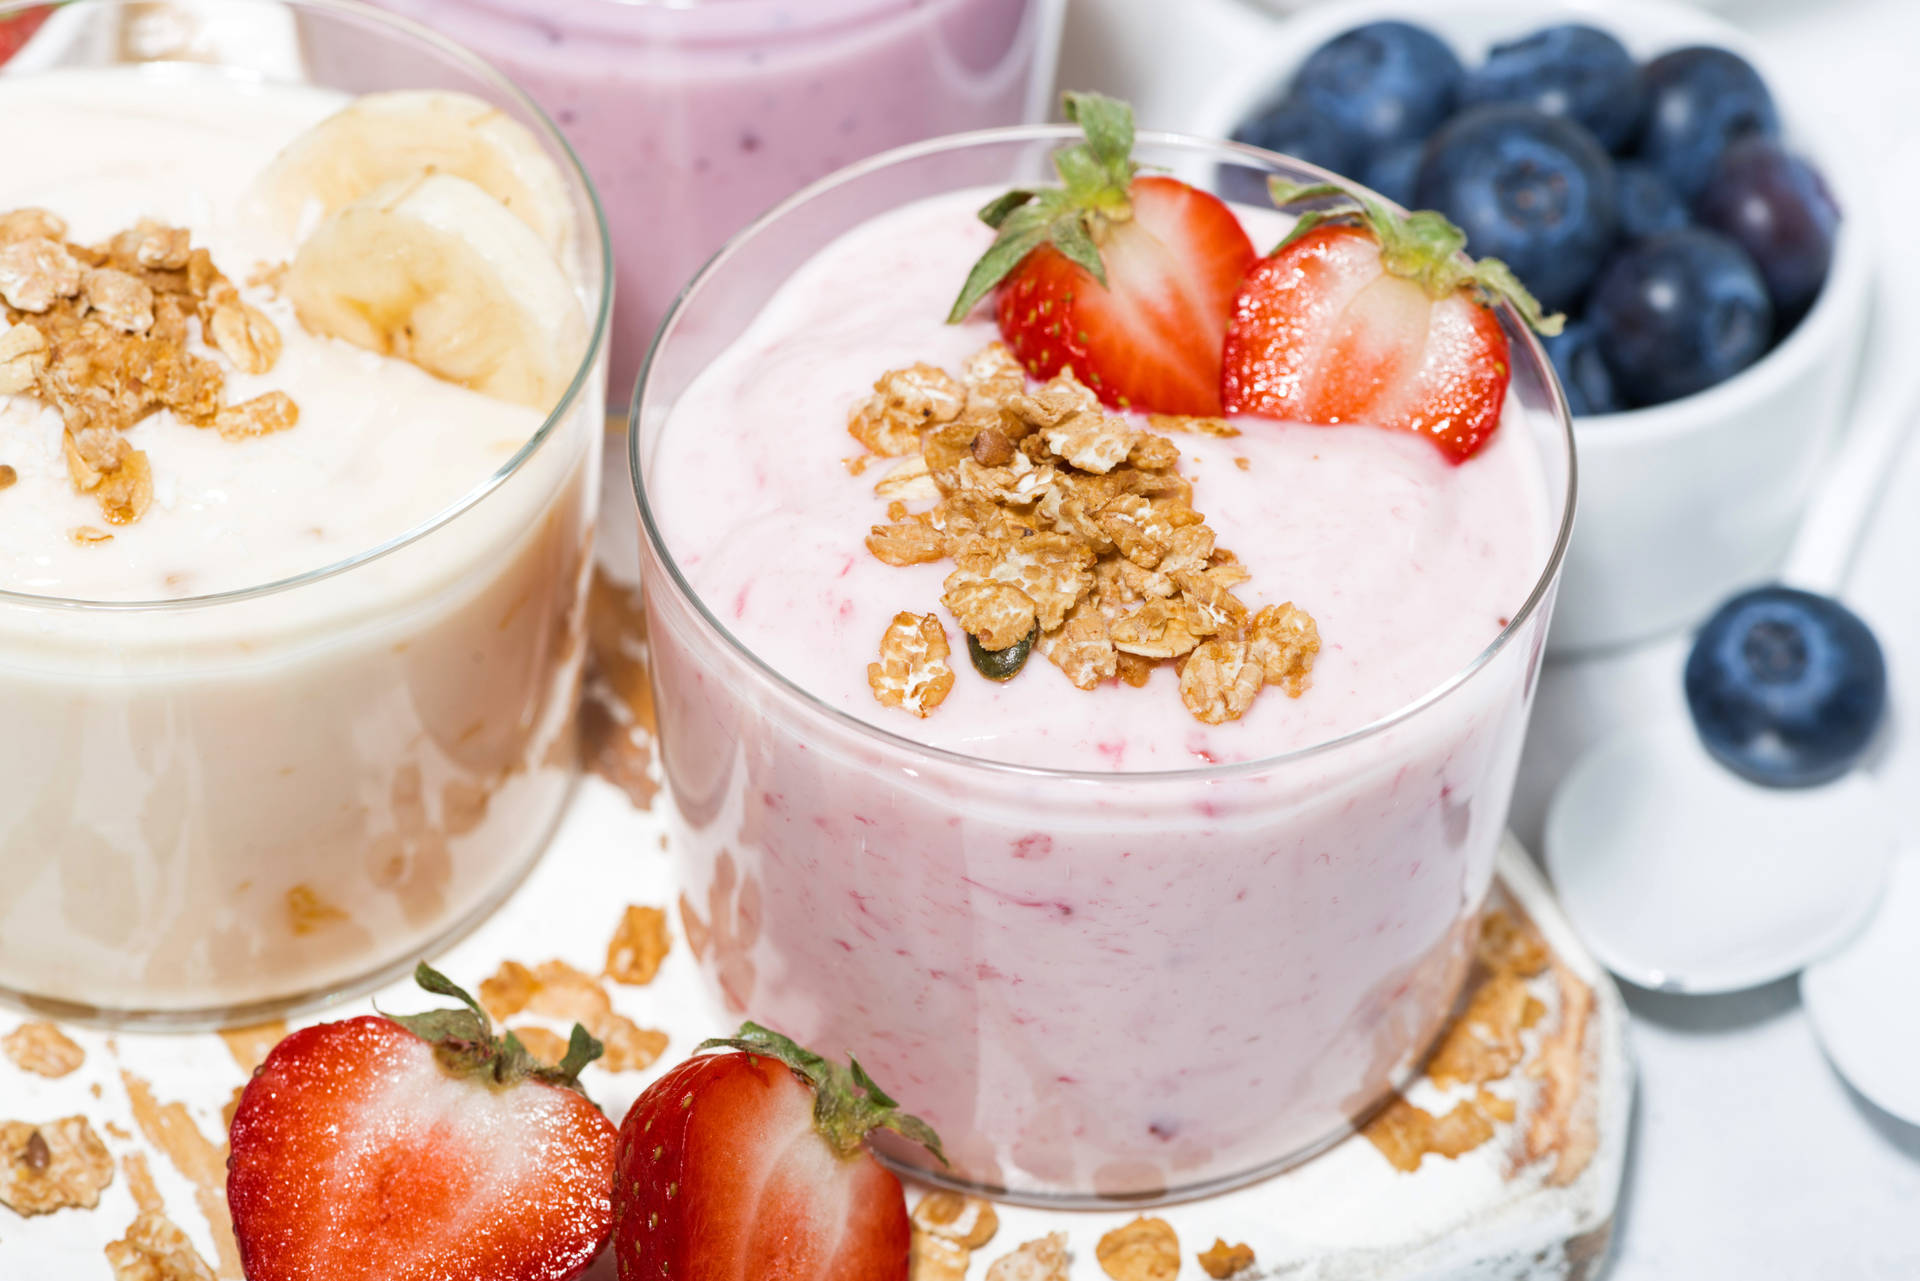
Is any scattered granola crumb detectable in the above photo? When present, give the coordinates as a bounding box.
[1427,969,1535,1089]
[105,1209,217,1281]
[510,1025,570,1066]
[1527,965,1598,1187]
[1147,413,1238,437]
[2,1021,85,1078]
[479,960,540,1021]
[912,1190,999,1249]
[213,390,298,442]
[0,463,15,490]
[70,524,114,546]
[216,1021,287,1076]
[480,958,667,1072]
[868,611,955,717]
[910,1229,973,1281]
[604,905,672,986]
[853,352,1317,723]
[284,883,347,936]
[986,1232,1069,1281]
[1096,1216,1179,1281]
[104,1121,133,1142]
[1197,1238,1256,1278]
[0,1116,114,1215]
[1364,1096,1496,1173]
[0,320,48,393]
[1478,907,1551,977]
[1232,457,1250,471]
[120,1151,165,1215]
[595,1013,669,1073]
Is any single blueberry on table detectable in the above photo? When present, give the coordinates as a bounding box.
[1615,161,1690,241]
[1462,23,1645,151]
[1543,321,1621,416]
[1684,586,1887,787]
[1359,139,1425,207]
[1635,45,1780,201]
[1227,92,1358,203]
[1588,228,1772,406]
[1289,20,1464,157]
[1413,104,1618,313]
[1696,136,1840,329]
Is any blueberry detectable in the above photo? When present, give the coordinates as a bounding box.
[1635,46,1780,201]
[1413,105,1618,313]
[1695,136,1839,330]
[1228,92,1358,202]
[1684,586,1886,787]
[1588,229,1771,406]
[1361,139,1425,207]
[1463,23,1645,151]
[1615,161,1689,241]
[1289,21,1464,158]
[1543,321,1621,416]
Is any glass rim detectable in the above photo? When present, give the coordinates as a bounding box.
[0,0,614,615]
[628,123,1579,785]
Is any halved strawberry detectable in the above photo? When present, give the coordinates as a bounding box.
[949,93,1255,416]
[1220,182,1560,463]
[227,964,618,1281]
[611,1024,943,1281]
[0,6,51,64]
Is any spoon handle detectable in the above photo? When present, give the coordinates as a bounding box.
[1781,376,1920,594]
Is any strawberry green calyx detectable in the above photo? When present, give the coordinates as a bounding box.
[947,91,1140,323]
[1266,179,1565,336]
[699,1022,949,1167]
[383,962,604,1096]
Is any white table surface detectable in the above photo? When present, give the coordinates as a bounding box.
[1064,0,1920,1274]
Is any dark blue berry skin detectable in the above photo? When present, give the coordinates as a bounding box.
[1684,586,1887,788]
[1361,139,1425,207]
[1289,21,1465,157]
[1462,23,1645,151]
[1615,161,1690,242]
[1543,321,1621,416]
[1635,46,1780,201]
[1226,92,1358,203]
[1413,105,1618,313]
[1695,136,1840,330]
[1588,229,1772,406]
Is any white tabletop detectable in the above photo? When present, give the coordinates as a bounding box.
[1064,0,1920,1273]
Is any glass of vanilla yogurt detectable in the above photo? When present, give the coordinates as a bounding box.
[631,128,1576,1203]
[0,0,610,1025]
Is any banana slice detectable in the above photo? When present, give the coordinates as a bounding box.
[254,90,575,258]
[286,172,587,412]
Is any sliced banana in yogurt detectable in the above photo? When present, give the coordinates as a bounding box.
[253,90,575,259]
[286,172,587,412]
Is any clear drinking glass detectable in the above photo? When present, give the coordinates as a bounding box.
[631,129,1575,1205]
[352,0,1065,397]
[0,0,611,1026]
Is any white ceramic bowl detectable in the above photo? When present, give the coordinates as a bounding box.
[1190,0,1872,654]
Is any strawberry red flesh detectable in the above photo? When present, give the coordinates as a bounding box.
[0,6,51,65]
[611,1025,942,1281]
[1221,182,1557,463]
[227,970,618,1281]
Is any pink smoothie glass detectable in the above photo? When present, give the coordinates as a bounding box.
[360,0,1061,398]
[631,130,1577,1204]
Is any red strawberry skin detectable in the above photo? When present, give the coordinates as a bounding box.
[995,175,1255,416]
[227,1016,618,1281]
[0,6,50,63]
[612,1051,910,1281]
[1220,224,1514,463]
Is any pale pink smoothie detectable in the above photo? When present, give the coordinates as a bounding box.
[359,0,1058,393]
[638,188,1566,1200]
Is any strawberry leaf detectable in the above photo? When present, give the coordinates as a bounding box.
[947,91,1144,322]
[699,1022,948,1167]
[1265,178,1563,336]
[383,962,604,1098]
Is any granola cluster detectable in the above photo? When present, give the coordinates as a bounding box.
[853,347,1319,724]
[0,207,298,533]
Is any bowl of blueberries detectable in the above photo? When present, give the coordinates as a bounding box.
[1202,0,1869,653]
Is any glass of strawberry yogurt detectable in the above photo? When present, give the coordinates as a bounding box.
[631,124,1575,1202]
[0,0,609,1024]
[345,0,1064,399]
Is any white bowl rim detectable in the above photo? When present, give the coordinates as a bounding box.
[1193,0,1872,453]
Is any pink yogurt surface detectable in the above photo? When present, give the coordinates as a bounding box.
[640,190,1561,1197]
[366,0,1052,395]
